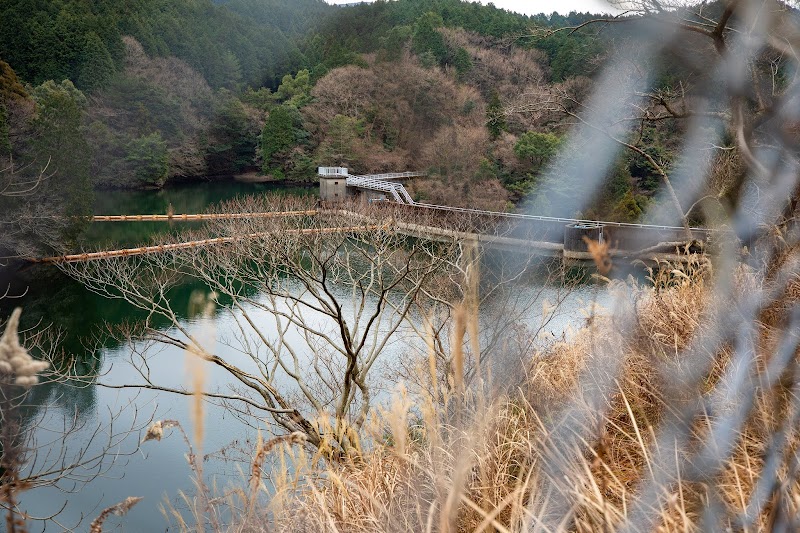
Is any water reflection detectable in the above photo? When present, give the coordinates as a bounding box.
[4,184,609,530]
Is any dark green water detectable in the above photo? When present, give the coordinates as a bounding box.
[2,180,313,353]
[1,180,317,531]
[88,180,313,247]
[2,181,605,531]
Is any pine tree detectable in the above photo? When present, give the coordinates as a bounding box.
[76,32,116,92]
[486,90,506,140]
[453,47,473,78]
[514,132,563,172]
[0,104,10,157]
[126,133,169,187]
[30,80,93,242]
[261,105,302,177]
[412,12,447,65]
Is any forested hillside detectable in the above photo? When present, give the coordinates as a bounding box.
[5,2,799,532]
[0,0,329,253]
[1,0,743,254]
[0,0,329,90]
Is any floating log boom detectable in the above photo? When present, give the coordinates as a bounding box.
[33,225,381,264]
[92,210,317,222]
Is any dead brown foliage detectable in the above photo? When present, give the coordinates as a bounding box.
[240,252,800,533]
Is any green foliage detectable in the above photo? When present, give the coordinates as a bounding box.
[217,50,243,91]
[240,87,274,111]
[506,175,539,197]
[0,1,124,89]
[537,32,605,82]
[99,74,191,140]
[506,132,563,199]
[412,12,447,63]
[0,60,28,102]
[475,158,499,182]
[529,12,617,82]
[486,90,506,140]
[416,51,439,69]
[606,159,632,200]
[285,150,317,183]
[30,79,88,153]
[379,25,413,62]
[0,1,344,199]
[514,132,562,171]
[303,28,368,78]
[453,47,472,77]
[261,104,304,176]
[582,157,636,220]
[0,104,10,157]
[126,133,169,187]
[274,69,312,108]
[611,190,643,222]
[627,125,673,192]
[76,32,116,92]
[0,0,331,90]
[314,0,532,58]
[30,80,93,240]
[524,136,637,221]
[317,114,363,167]
[205,92,257,176]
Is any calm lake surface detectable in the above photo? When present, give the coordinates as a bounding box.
[2,181,606,531]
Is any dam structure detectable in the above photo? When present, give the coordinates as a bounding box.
[29,169,713,265]
[318,167,712,262]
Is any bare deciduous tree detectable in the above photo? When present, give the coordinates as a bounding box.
[0,158,64,259]
[2,151,149,529]
[64,197,483,459]
[517,0,800,235]
[0,309,149,531]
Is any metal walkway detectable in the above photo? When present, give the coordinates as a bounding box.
[317,167,711,238]
[345,175,417,204]
[319,167,422,205]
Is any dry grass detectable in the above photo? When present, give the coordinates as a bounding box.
[201,251,800,533]
[133,211,800,533]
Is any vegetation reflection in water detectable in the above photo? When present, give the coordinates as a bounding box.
[3,184,305,529]
[2,182,313,350]
[8,186,603,530]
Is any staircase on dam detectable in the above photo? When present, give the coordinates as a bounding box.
[318,167,422,204]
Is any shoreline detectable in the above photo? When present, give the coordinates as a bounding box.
[93,174,316,192]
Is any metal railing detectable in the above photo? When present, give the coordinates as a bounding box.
[406,203,714,235]
[332,167,713,235]
[346,176,415,205]
[318,167,349,176]
[351,171,426,181]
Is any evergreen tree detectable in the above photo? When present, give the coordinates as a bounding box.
[486,90,506,140]
[0,60,28,102]
[0,104,10,157]
[412,12,447,65]
[317,114,361,167]
[261,104,302,177]
[379,25,412,62]
[206,92,255,175]
[217,50,243,91]
[274,69,312,107]
[126,133,169,187]
[611,190,644,222]
[514,132,562,172]
[76,32,116,92]
[453,47,472,78]
[30,80,93,242]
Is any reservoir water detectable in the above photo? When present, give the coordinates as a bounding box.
[1,181,605,531]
